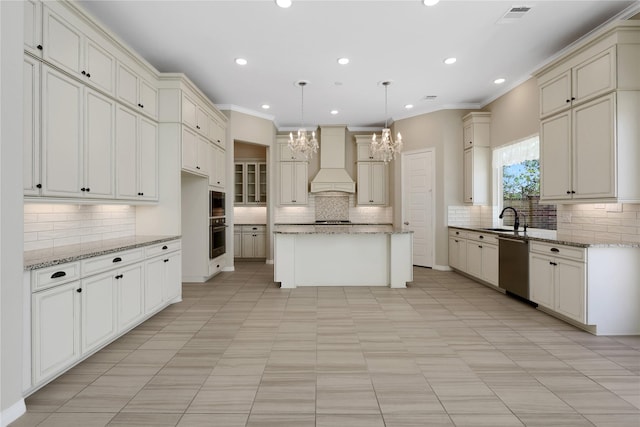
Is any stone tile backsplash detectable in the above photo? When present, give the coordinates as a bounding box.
[315,193,349,221]
[447,205,496,228]
[24,204,136,251]
[556,203,640,244]
[274,193,392,224]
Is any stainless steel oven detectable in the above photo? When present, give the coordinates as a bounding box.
[210,217,226,259]
[210,191,225,218]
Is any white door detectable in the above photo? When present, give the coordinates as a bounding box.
[402,149,434,267]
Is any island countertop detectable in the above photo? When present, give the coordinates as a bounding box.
[24,235,181,270]
[273,224,412,235]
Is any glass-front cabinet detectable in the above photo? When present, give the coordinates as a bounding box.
[234,161,266,205]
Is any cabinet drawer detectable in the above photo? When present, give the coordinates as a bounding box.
[466,231,498,245]
[32,262,81,292]
[242,225,266,234]
[145,239,181,258]
[81,248,145,276]
[530,241,585,261]
[448,228,468,239]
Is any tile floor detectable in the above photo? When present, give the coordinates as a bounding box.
[13,262,640,427]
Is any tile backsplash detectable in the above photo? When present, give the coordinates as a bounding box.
[447,205,496,228]
[556,203,640,244]
[24,204,136,251]
[274,193,392,224]
[315,193,349,221]
[234,206,267,224]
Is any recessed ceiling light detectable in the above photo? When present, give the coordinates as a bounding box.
[275,0,292,8]
[494,78,506,84]
[261,104,270,110]
[330,110,339,115]
[423,0,440,6]
[404,104,414,109]
[444,57,457,65]
[235,58,248,66]
[337,57,350,65]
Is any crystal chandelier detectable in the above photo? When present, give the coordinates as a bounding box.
[371,81,402,163]
[288,81,318,160]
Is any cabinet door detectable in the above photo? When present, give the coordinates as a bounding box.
[357,163,371,205]
[463,149,473,203]
[258,163,267,203]
[213,146,226,188]
[24,0,42,57]
[116,63,138,110]
[572,94,616,199]
[196,106,208,135]
[42,6,82,75]
[163,252,181,302]
[145,257,165,314]
[572,46,616,105]
[115,106,139,199]
[463,123,473,149]
[84,89,114,198]
[182,94,197,129]
[41,66,84,197]
[481,244,499,287]
[234,231,242,257]
[24,56,41,195]
[139,118,158,200]
[539,70,572,117]
[466,242,483,279]
[181,126,198,172]
[540,111,572,200]
[85,38,115,95]
[254,233,266,258]
[293,162,308,204]
[234,163,245,204]
[529,253,555,309]
[555,258,586,323]
[117,263,144,332]
[241,233,256,258]
[279,163,294,204]
[279,143,305,161]
[196,138,209,175]
[246,163,257,203]
[357,143,376,161]
[448,237,459,269]
[370,162,387,205]
[139,79,158,119]
[32,281,81,384]
[81,272,116,354]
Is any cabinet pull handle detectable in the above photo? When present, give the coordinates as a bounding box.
[50,271,66,279]
[550,248,559,253]
[566,190,571,194]
[196,125,200,129]
[85,188,90,192]
[196,166,200,170]
[571,191,576,194]
[162,245,168,250]
[566,99,571,103]
[479,235,484,239]
[478,245,483,249]
[550,262,557,266]
[164,259,169,263]
[454,239,459,243]
[87,73,91,78]
[115,274,123,279]
[37,45,43,50]
[81,70,86,75]
[76,288,82,293]
[113,257,122,263]
[36,183,42,189]
[571,97,576,101]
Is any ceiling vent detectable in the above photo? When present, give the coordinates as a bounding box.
[423,95,438,101]
[497,6,532,24]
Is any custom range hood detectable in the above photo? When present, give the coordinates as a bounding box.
[310,125,356,193]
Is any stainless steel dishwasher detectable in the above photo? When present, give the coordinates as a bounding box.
[498,236,530,301]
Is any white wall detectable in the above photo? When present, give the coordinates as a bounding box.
[1,1,26,424]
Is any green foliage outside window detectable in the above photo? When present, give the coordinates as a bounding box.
[503,159,540,199]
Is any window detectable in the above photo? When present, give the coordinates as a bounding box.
[493,136,556,230]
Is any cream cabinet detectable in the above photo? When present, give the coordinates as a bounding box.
[536,23,640,203]
[233,228,242,258]
[80,271,117,355]
[235,162,267,205]
[463,147,490,205]
[280,161,308,205]
[145,251,181,312]
[116,263,145,332]
[210,144,226,189]
[117,63,157,119]
[24,0,43,57]
[237,225,266,259]
[43,4,116,96]
[462,112,491,149]
[24,55,41,196]
[115,106,158,201]
[357,162,387,205]
[41,65,114,199]
[32,280,81,385]
[279,141,307,161]
[530,242,586,323]
[448,236,467,271]
[448,228,498,288]
[181,127,209,175]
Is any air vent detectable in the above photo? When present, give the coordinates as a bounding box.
[423,95,438,101]
[497,6,532,24]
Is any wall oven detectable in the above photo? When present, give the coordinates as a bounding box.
[210,191,225,218]
[210,217,226,259]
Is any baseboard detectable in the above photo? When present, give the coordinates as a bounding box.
[266,259,274,265]
[1,398,25,427]
[433,264,452,271]
[222,266,235,272]
[182,275,207,283]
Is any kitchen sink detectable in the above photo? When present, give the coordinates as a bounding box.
[482,228,514,232]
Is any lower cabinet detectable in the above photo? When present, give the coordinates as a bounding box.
[530,243,586,323]
[29,239,181,391]
[32,281,81,385]
[235,225,266,259]
[450,229,498,288]
[448,236,467,271]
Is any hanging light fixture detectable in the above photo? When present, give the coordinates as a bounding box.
[371,81,402,163]
[288,80,318,160]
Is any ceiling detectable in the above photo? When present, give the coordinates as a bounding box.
[79,0,639,130]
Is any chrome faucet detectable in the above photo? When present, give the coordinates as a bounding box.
[499,206,526,232]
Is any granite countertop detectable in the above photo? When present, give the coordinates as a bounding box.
[273,224,412,235]
[24,235,181,270]
[449,226,639,248]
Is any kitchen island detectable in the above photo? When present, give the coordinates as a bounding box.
[273,224,413,288]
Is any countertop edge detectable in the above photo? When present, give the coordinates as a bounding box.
[448,226,639,248]
[24,235,182,271]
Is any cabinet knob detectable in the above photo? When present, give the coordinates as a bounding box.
[115,274,123,279]
[196,125,200,129]
[162,245,168,250]
[478,245,483,248]
[571,191,576,194]
[81,70,86,75]
[550,262,557,266]
[86,73,91,78]
[571,97,575,101]
[566,99,571,103]
[196,166,200,170]
[37,45,43,50]
[76,288,82,293]
[85,188,90,192]
[164,259,169,263]
[140,104,144,108]
[479,235,484,239]
[566,190,571,194]
[550,248,559,253]
[36,183,42,189]
[81,187,86,192]
[404,221,409,225]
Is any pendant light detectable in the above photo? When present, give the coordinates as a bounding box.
[371,81,402,163]
[288,80,318,160]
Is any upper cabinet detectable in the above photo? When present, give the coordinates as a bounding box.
[24,55,41,196]
[117,63,157,120]
[235,162,267,205]
[536,22,640,203]
[24,0,43,57]
[354,136,388,206]
[461,113,491,205]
